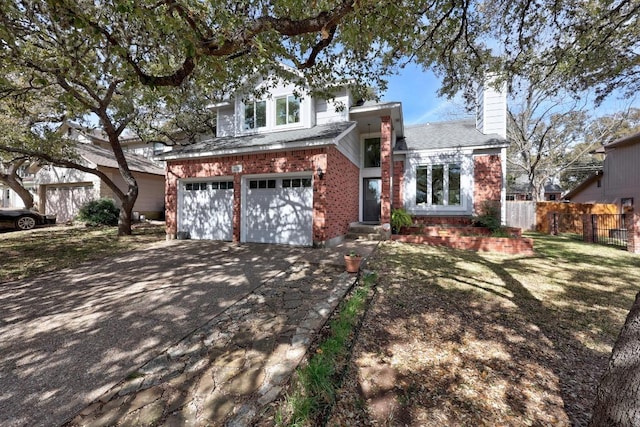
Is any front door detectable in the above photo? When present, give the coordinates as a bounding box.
[363,178,381,223]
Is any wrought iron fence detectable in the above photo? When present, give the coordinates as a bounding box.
[589,214,628,247]
[550,213,628,248]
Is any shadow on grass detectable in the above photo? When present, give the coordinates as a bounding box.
[334,236,639,426]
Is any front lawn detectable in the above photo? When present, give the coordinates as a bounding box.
[0,223,165,283]
[326,234,640,426]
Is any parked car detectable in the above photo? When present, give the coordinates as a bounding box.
[0,209,52,231]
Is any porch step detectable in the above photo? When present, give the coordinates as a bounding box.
[347,222,390,241]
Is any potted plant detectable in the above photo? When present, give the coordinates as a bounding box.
[391,208,412,234]
[344,250,362,273]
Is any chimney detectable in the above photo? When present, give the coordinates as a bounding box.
[476,76,507,139]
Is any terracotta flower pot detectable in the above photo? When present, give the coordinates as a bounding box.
[344,254,362,273]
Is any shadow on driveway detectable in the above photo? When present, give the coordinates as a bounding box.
[0,240,308,427]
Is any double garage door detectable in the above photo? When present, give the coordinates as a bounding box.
[178,175,313,246]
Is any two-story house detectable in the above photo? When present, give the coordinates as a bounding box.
[563,130,640,213]
[158,77,509,246]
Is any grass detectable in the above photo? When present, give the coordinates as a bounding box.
[323,233,640,426]
[0,223,166,283]
[275,271,377,427]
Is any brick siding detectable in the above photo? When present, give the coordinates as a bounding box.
[473,154,503,214]
[165,146,358,245]
[392,160,404,208]
[324,146,360,240]
[380,116,392,224]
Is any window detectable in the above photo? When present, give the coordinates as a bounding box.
[283,178,312,188]
[416,163,461,206]
[249,179,276,189]
[364,138,381,168]
[210,181,234,190]
[185,182,208,191]
[244,100,266,130]
[275,95,300,126]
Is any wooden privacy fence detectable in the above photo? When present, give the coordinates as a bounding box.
[505,201,536,231]
[506,201,618,232]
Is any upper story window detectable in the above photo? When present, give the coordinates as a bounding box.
[244,100,267,130]
[275,95,300,126]
[364,138,381,168]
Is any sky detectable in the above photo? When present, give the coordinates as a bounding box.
[380,63,470,126]
[381,63,639,127]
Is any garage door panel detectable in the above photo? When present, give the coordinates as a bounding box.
[179,182,233,241]
[45,185,94,223]
[245,178,313,246]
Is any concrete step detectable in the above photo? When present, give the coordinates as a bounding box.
[346,232,386,241]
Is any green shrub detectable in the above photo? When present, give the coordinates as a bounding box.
[472,200,502,232]
[391,208,412,232]
[77,198,120,226]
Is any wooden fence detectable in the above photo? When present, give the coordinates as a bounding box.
[505,201,536,231]
[505,201,618,232]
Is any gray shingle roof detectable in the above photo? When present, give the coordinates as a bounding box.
[399,119,507,151]
[161,121,356,158]
[77,144,165,176]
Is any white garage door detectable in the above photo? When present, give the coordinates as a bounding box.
[45,184,94,223]
[179,180,234,240]
[244,176,313,246]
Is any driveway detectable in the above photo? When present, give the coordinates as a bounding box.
[0,240,367,427]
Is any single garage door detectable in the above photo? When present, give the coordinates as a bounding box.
[179,180,234,240]
[244,176,313,246]
[45,184,94,223]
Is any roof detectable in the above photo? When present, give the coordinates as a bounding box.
[508,182,564,194]
[605,130,640,150]
[562,171,603,200]
[398,119,508,151]
[76,144,165,175]
[158,122,357,160]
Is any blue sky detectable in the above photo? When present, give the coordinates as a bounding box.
[382,63,639,127]
[380,63,471,126]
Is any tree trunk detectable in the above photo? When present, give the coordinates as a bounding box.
[589,292,640,426]
[118,194,137,236]
[0,159,34,209]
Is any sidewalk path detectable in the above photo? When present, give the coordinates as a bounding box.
[0,239,377,427]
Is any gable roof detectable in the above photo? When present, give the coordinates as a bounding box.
[158,121,357,160]
[562,170,603,200]
[397,119,508,151]
[76,144,165,176]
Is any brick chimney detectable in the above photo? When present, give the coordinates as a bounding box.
[476,77,507,139]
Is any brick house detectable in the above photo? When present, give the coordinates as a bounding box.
[159,79,509,246]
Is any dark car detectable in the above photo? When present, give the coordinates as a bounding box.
[0,209,51,231]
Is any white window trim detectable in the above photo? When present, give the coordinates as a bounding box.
[243,100,267,131]
[239,94,304,134]
[274,95,301,128]
[404,151,473,215]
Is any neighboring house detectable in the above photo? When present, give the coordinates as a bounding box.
[158,77,509,246]
[563,130,640,213]
[507,179,564,201]
[1,124,167,221]
[32,144,166,222]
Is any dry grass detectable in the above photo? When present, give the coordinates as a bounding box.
[0,223,165,283]
[326,234,640,426]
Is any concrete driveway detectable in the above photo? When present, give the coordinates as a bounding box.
[0,240,330,426]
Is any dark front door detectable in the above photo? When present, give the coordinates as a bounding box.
[363,178,381,223]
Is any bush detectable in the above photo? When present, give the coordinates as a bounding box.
[391,208,412,233]
[77,198,120,226]
[472,200,502,232]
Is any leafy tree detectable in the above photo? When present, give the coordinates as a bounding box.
[0,2,220,235]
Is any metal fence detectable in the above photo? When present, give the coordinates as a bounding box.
[550,213,628,247]
[588,214,628,247]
